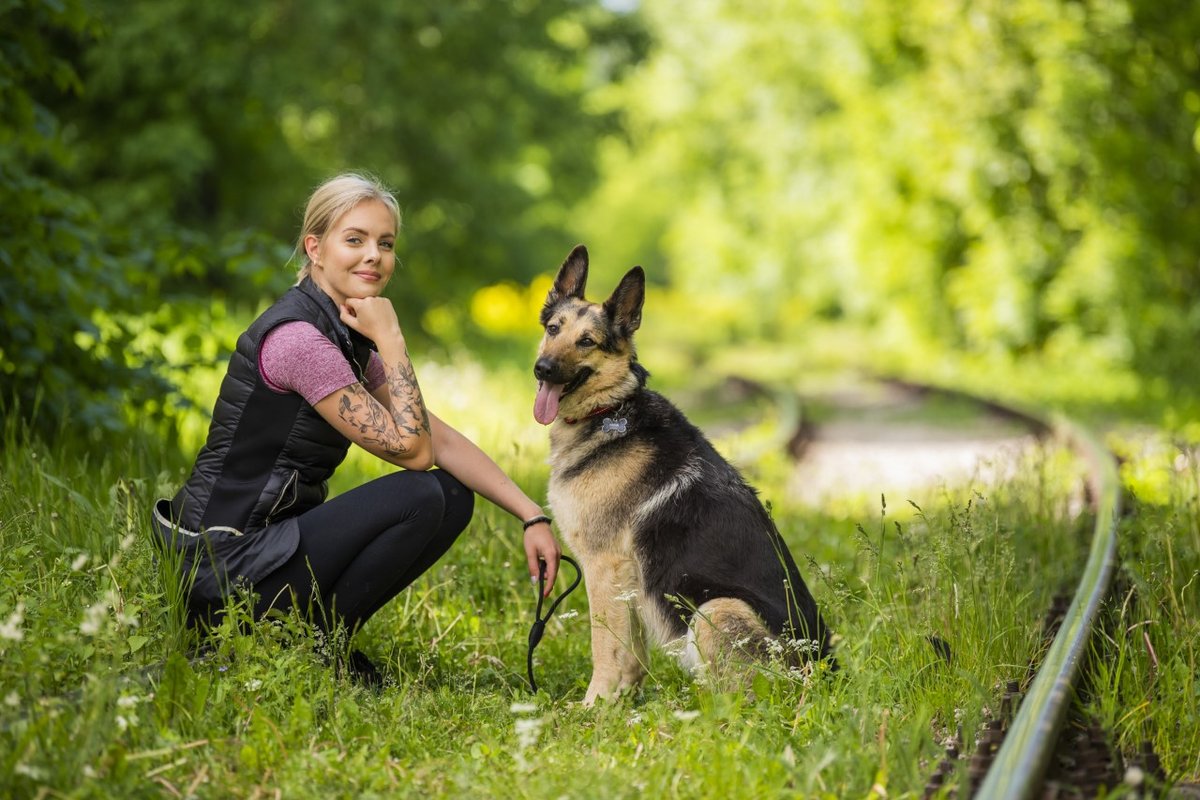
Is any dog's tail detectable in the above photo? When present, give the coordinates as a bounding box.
[764,525,836,666]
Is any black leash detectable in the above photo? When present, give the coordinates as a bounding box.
[526,554,582,693]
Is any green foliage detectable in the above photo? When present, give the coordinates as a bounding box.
[1090,432,1200,782]
[0,0,173,435]
[580,0,1200,397]
[49,0,645,309]
[2,0,645,434]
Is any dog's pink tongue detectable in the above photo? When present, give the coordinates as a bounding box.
[534,381,564,425]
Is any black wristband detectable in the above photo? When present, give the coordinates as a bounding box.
[522,514,552,531]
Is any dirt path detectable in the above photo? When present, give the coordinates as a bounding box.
[784,379,1042,506]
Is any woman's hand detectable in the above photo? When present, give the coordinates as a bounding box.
[340,296,402,343]
[524,521,561,596]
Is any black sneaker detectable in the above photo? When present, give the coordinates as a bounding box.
[343,649,384,689]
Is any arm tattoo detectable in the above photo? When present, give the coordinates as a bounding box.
[335,349,430,457]
[385,352,432,437]
[337,383,422,457]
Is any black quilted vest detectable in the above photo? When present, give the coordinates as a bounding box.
[170,277,375,535]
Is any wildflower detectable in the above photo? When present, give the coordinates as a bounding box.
[673,710,700,721]
[785,638,821,656]
[244,679,263,692]
[71,553,89,571]
[613,589,638,602]
[79,602,108,636]
[5,692,19,707]
[117,695,140,709]
[510,703,544,772]
[514,717,542,749]
[115,603,139,629]
[0,603,25,642]
[787,666,814,685]
[556,609,579,620]
[115,715,129,732]
[627,712,643,726]
[14,763,46,780]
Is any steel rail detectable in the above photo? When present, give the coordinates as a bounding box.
[763,374,1120,797]
[974,414,1122,799]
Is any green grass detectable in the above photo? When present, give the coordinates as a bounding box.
[2,357,1194,798]
[1086,432,1200,785]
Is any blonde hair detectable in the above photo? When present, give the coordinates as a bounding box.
[294,172,402,284]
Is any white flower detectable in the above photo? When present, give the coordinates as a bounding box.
[14,763,46,780]
[511,710,545,772]
[509,702,537,714]
[71,553,89,571]
[783,638,821,656]
[613,589,638,603]
[244,679,263,692]
[117,695,140,709]
[514,717,542,741]
[5,692,19,707]
[0,603,25,642]
[673,710,700,721]
[556,610,579,620]
[79,602,107,636]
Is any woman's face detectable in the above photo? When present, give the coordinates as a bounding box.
[305,199,397,306]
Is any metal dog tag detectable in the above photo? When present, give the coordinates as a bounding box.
[602,417,628,436]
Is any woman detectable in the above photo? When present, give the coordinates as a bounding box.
[153,173,560,681]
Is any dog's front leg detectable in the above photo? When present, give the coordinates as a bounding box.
[581,553,646,706]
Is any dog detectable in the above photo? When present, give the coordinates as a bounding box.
[533,245,833,705]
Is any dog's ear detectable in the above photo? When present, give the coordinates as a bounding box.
[603,266,645,338]
[547,244,588,303]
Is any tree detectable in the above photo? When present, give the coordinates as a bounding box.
[2,0,645,435]
[582,0,1200,395]
[50,0,645,315]
[0,0,174,435]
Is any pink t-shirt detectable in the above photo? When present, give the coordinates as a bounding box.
[259,321,386,405]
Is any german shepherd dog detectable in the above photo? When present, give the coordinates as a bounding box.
[533,245,833,705]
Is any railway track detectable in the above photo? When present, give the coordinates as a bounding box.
[970,413,1122,800]
[753,376,1135,798]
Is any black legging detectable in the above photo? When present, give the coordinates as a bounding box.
[252,469,474,633]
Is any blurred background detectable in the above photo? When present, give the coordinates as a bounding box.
[3,0,1199,441]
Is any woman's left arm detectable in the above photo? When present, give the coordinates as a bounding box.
[432,413,561,594]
